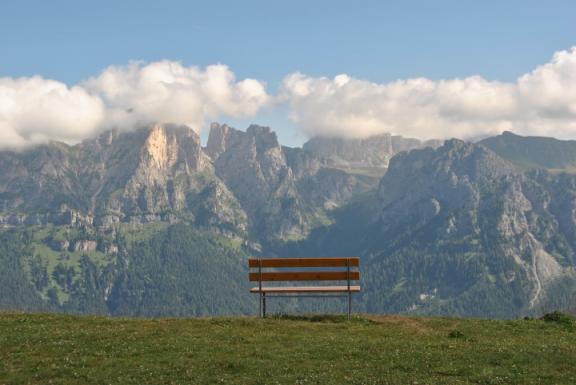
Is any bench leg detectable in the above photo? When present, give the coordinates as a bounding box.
[348,292,352,321]
[263,293,266,318]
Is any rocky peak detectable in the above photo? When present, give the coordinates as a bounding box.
[206,122,381,241]
[138,123,208,172]
[212,124,292,202]
[434,139,516,182]
[208,123,309,239]
[246,124,280,153]
[384,139,515,189]
[206,122,231,160]
[207,123,281,159]
[377,140,518,228]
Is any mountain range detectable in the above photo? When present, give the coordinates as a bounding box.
[1,122,576,318]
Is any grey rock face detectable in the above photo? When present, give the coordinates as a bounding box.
[378,139,516,211]
[99,123,210,221]
[209,124,305,239]
[207,123,381,240]
[206,123,236,160]
[303,134,441,168]
[0,122,381,243]
[70,240,98,253]
[0,123,241,236]
[0,208,94,227]
[188,180,248,238]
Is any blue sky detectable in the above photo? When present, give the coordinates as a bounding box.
[1,0,575,147]
[2,0,574,84]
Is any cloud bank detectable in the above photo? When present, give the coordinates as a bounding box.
[0,61,269,149]
[0,77,105,148]
[1,47,576,149]
[282,46,576,140]
[83,61,269,134]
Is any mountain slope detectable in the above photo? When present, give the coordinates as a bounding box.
[2,124,576,318]
[0,123,382,315]
[0,124,246,234]
[480,131,576,171]
[206,123,380,241]
[275,139,576,317]
[363,140,576,317]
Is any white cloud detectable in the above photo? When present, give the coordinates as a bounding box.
[282,46,576,140]
[2,48,576,150]
[0,77,105,149]
[0,61,269,149]
[83,61,269,133]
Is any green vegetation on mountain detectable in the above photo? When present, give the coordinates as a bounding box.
[0,230,51,312]
[107,223,254,317]
[0,223,254,316]
[1,312,575,385]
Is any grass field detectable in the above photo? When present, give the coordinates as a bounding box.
[1,312,575,384]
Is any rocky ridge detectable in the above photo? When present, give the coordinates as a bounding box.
[303,133,442,168]
[1,122,391,242]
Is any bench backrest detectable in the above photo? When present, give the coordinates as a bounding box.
[248,257,360,283]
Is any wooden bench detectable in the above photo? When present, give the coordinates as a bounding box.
[249,257,360,319]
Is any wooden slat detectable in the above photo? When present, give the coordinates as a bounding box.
[248,257,359,268]
[250,286,361,293]
[249,271,360,282]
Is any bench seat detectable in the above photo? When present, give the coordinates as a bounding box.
[250,285,361,293]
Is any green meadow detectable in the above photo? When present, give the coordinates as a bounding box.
[1,312,575,384]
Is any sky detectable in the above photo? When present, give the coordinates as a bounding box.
[1,0,575,148]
